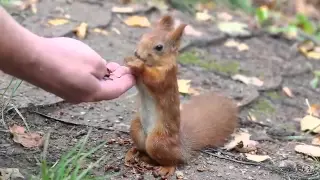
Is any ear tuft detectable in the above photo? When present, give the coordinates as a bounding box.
[156,15,174,31]
[167,23,187,46]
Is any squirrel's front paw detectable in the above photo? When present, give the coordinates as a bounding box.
[124,57,144,74]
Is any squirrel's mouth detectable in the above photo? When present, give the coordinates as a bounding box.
[134,51,147,62]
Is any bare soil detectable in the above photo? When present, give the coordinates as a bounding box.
[1,0,320,179]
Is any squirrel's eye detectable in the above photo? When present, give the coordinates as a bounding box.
[154,44,163,51]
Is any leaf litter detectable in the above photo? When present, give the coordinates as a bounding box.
[9,124,43,148]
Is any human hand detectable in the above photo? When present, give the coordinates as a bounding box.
[28,37,135,103]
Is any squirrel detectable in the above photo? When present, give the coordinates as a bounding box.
[123,15,238,178]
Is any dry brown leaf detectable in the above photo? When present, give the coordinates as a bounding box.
[300,115,320,133]
[9,124,43,148]
[196,10,212,21]
[232,74,264,87]
[112,6,134,13]
[245,154,270,162]
[282,86,294,97]
[312,135,320,146]
[124,16,150,27]
[295,144,320,157]
[48,18,69,26]
[73,22,88,39]
[93,28,109,36]
[224,132,259,153]
[307,104,320,117]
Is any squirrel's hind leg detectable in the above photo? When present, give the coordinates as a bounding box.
[125,116,149,165]
[145,133,183,177]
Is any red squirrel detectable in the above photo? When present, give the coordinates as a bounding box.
[123,15,238,178]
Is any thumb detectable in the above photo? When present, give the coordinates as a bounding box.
[94,74,136,101]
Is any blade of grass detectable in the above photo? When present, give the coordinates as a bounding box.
[11,104,30,132]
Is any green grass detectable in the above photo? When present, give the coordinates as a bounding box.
[31,128,118,180]
[179,51,240,75]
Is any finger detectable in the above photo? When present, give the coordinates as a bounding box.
[94,74,136,100]
[106,62,121,72]
[112,66,132,78]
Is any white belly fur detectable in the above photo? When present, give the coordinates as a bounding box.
[136,81,157,134]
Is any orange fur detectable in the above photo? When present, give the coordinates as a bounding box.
[124,15,238,178]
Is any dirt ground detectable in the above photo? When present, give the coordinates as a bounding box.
[1,0,320,179]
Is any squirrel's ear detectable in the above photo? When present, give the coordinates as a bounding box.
[167,23,187,47]
[156,15,174,31]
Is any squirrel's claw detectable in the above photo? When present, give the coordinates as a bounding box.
[156,166,176,178]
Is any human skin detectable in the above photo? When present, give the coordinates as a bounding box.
[0,6,136,103]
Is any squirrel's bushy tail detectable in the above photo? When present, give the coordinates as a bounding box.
[179,93,238,160]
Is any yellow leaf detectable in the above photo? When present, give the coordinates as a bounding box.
[232,74,264,87]
[306,51,320,60]
[177,79,191,94]
[295,144,320,157]
[93,28,109,36]
[300,115,320,133]
[245,154,270,162]
[48,18,69,26]
[237,43,249,51]
[73,22,88,39]
[196,10,212,21]
[124,16,150,27]
[224,39,249,52]
[112,6,134,13]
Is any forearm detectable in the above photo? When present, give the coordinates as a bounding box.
[0,6,42,79]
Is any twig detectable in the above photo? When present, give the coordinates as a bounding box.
[29,110,129,134]
[201,150,260,166]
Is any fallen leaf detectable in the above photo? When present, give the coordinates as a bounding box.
[217,12,233,21]
[295,144,320,157]
[245,154,270,162]
[218,21,251,36]
[9,124,43,148]
[312,135,320,146]
[300,115,320,133]
[298,40,320,60]
[174,19,202,37]
[178,79,191,94]
[112,6,134,13]
[248,112,257,121]
[224,39,249,51]
[93,28,109,36]
[0,168,24,180]
[176,171,184,179]
[307,104,320,117]
[196,10,212,21]
[282,86,294,97]
[224,132,259,153]
[48,18,69,26]
[124,16,150,27]
[232,74,264,87]
[73,22,88,39]
[19,0,38,13]
[177,79,199,95]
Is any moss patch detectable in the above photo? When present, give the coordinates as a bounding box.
[179,51,240,75]
[252,98,275,114]
[266,91,282,100]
